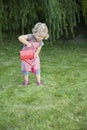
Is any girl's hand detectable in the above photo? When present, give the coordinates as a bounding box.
[27,43,31,48]
[34,52,38,58]
[18,35,32,47]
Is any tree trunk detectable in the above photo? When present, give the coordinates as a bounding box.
[0,0,3,45]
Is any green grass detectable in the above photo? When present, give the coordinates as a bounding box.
[0,38,87,130]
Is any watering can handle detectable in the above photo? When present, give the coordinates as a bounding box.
[23,59,34,67]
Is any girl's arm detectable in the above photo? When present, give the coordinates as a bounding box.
[18,35,31,48]
[34,46,42,58]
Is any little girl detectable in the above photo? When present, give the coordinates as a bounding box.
[18,22,49,86]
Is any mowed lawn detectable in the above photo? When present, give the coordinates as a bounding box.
[0,38,87,130]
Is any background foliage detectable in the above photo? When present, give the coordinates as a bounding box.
[81,0,87,24]
[0,0,87,42]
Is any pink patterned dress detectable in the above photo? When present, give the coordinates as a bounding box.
[21,34,44,73]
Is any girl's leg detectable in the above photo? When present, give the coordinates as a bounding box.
[23,71,29,85]
[36,73,41,83]
[24,74,29,82]
[35,70,42,85]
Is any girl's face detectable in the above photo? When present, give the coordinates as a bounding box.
[34,32,46,42]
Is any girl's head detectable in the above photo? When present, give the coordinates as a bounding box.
[32,22,49,41]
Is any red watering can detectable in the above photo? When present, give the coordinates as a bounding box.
[20,49,36,74]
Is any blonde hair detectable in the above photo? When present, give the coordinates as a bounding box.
[32,22,49,40]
